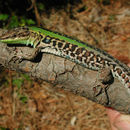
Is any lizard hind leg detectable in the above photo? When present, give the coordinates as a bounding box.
[99,67,114,85]
[93,67,114,105]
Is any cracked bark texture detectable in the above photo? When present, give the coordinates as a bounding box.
[0,29,130,114]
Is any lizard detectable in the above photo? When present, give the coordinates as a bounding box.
[0,26,129,95]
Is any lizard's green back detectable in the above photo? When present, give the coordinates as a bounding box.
[29,26,91,49]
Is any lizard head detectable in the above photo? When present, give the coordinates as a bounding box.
[0,27,30,45]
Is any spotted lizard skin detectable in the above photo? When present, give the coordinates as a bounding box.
[0,26,130,93]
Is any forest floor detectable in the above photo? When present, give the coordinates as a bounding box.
[0,0,130,129]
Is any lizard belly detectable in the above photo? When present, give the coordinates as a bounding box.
[41,47,104,70]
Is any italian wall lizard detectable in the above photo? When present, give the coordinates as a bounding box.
[0,26,129,94]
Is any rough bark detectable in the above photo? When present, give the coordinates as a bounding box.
[0,29,130,114]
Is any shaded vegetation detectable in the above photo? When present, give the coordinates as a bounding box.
[0,0,112,28]
[0,0,82,28]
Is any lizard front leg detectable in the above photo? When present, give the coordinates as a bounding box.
[20,47,42,62]
[8,47,42,64]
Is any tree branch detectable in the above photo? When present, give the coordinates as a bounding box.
[0,29,130,114]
